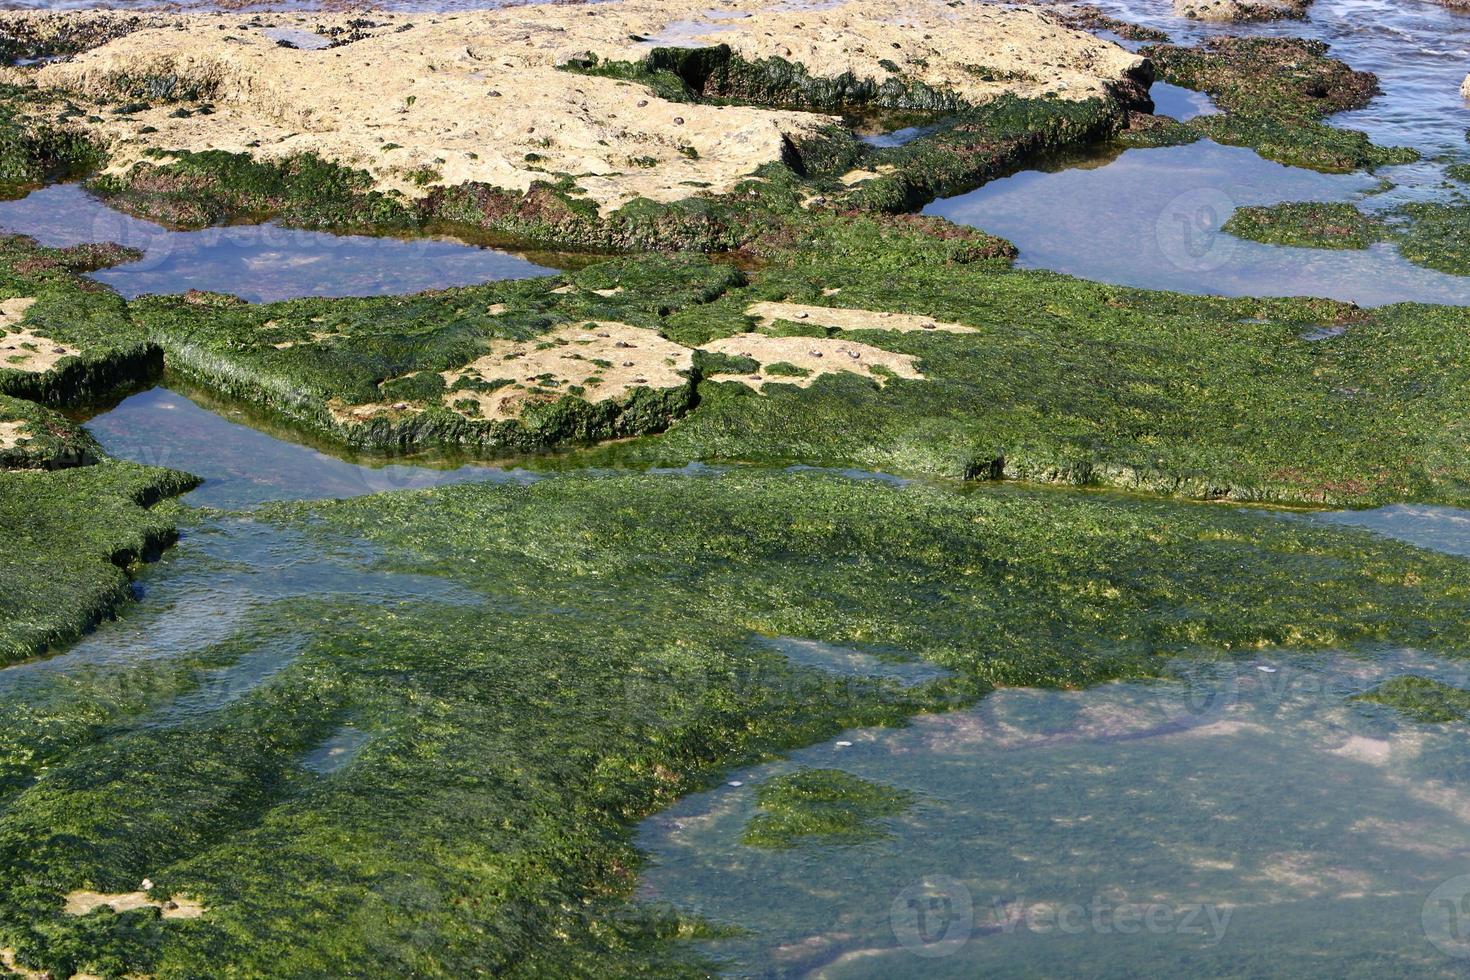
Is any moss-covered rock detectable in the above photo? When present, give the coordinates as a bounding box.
[1222,201,1386,249]
[743,768,914,847]
[1142,37,1418,172]
[0,459,197,663]
[0,394,100,469]
[129,255,740,454]
[0,235,157,407]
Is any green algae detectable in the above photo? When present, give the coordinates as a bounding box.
[1142,37,1418,172]
[0,234,157,407]
[570,215,1470,508]
[128,255,741,454]
[0,394,99,469]
[1222,201,1386,249]
[1214,198,1470,277]
[88,148,415,231]
[1389,202,1470,276]
[0,459,197,664]
[1354,675,1470,723]
[5,472,1470,975]
[741,768,914,848]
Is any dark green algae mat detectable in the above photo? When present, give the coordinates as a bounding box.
[5,469,1470,976]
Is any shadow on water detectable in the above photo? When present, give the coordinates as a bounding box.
[0,183,558,301]
[924,140,1470,306]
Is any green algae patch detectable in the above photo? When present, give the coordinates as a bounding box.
[1354,675,1470,723]
[129,255,743,455]
[1389,202,1470,276]
[571,215,1470,507]
[1142,37,1418,172]
[89,148,416,231]
[0,234,156,406]
[0,394,99,469]
[1219,199,1470,277]
[0,459,197,663]
[1222,201,1386,249]
[742,768,914,848]
[4,472,1470,974]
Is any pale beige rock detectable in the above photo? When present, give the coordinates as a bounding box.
[64,888,206,919]
[0,297,81,373]
[745,300,977,334]
[1174,0,1311,21]
[440,322,694,421]
[19,1,1144,212]
[0,420,26,452]
[702,333,923,389]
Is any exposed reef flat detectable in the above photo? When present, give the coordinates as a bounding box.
[5,2,1145,211]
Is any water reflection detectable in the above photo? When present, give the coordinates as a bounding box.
[925,140,1470,306]
[0,183,554,301]
[85,387,536,509]
[637,652,1470,977]
[1149,81,1218,121]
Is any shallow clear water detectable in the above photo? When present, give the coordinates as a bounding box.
[925,140,1470,305]
[1314,503,1470,557]
[757,635,954,687]
[0,184,554,301]
[0,516,484,695]
[636,651,1470,977]
[84,387,537,509]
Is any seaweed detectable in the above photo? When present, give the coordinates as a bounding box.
[742,768,914,847]
[3,472,1470,974]
[1222,201,1386,249]
[1353,675,1470,723]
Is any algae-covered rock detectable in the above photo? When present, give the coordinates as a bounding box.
[1222,201,1386,249]
[0,459,197,663]
[4,471,1470,975]
[1143,37,1417,172]
[0,234,155,406]
[0,393,99,469]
